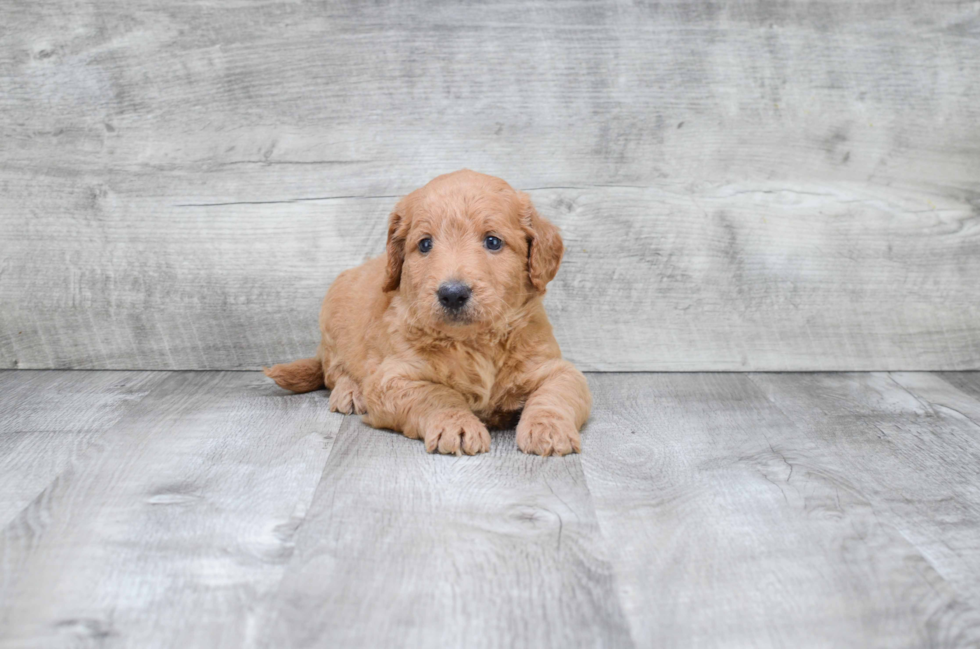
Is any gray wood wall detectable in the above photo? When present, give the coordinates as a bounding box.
[1,0,978,371]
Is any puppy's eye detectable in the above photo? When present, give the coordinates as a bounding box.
[484,235,503,251]
[418,238,433,254]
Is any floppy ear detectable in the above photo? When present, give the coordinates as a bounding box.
[382,200,410,292]
[518,192,564,292]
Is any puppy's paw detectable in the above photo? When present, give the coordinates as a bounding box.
[424,411,491,455]
[516,413,581,457]
[328,376,367,415]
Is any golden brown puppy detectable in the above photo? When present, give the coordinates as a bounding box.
[265,170,590,456]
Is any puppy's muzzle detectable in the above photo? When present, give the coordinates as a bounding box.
[437,281,471,313]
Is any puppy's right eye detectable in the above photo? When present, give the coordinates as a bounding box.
[418,238,433,254]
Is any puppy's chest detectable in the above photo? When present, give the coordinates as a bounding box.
[437,348,526,413]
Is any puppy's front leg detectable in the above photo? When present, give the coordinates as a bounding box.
[362,373,491,455]
[517,360,591,457]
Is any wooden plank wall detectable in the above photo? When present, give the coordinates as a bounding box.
[1,0,978,371]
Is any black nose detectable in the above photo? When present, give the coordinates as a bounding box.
[437,281,471,310]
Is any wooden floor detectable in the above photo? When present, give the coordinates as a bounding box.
[1,371,979,648]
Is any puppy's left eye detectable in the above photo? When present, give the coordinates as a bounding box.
[484,235,503,251]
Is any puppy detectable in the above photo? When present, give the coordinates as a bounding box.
[265,170,590,456]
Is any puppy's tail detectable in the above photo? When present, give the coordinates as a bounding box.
[263,357,324,393]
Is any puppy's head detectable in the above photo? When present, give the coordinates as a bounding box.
[383,169,563,335]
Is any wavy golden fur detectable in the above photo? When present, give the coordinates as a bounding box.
[264,170,591,456]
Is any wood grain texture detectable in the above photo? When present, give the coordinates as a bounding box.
[0,372,340,648]
[3,370,980,646]
[0,370,160,526]
[751,372,980,616]
[581,372,980,648]
[937,372,980,407]
[1,1,979,370]
[263,417,633,648]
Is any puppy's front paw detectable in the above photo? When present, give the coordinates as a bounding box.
[425,411,491,455]
[517,413,581,457]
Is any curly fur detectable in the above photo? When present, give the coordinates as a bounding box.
[264,170,591,456]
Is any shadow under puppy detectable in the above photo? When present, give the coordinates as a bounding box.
[265,170,590,456]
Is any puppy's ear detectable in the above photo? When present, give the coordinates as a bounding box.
[382,199,410,292]
[519,193,564,292]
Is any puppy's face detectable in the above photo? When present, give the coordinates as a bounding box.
[383,170,564,335]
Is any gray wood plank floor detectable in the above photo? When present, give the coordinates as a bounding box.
[2,370,980,647]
